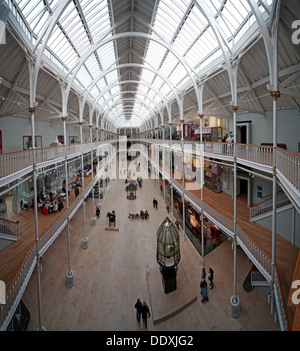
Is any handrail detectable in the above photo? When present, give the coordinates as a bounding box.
[250,192,291,219]
[0,140,117,180]
[147,151,288,330]
[0,151,116,331]
[0,218,19,240]
[274,264,290,331]
[140,138,299,207]
[0,139,296,330]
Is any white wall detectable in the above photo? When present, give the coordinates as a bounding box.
[234,108,300,153]
[257,208,300,248]
[0,116,90,153]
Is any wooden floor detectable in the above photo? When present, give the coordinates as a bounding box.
[193,187,299,330]
[169,163,299,330]
[0,164,299,330]
[0,174,93,289]
[21,177,280,331]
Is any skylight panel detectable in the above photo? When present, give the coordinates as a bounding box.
[97,41,116,71]
[90,86,100,99]
[32,10,49,36]
[49,0,60,11]
[140,69,156,84]
[145,41,167,70]
[60,2,77,24]
[169,63,187,87]
[24,1,45,27]
[97,78,108,91]
[85,54,101,78]
[158,82,172,97]
[105,70,119,86]
[202,0,219,15]
[152,75,165,91]
[160,52,180,77]
[82,1,110,43]
[109,86,120,97]
[76,65,92,87]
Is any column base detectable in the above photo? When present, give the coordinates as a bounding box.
[66,270,74,288]
[37,326,46,331]
[91,217,96,226]
[82,237,88,249]
[230,295,240,318]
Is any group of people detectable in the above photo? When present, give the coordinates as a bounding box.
[134,299,151,329]
[38,191,64,215]
[200,267,214,303]
[222,133,234,143]
[128,210,149,219]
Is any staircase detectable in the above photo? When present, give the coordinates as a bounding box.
[250,192,292,222]
[8,300,30,331]
[0,218,19,250]
[243,265,269,293]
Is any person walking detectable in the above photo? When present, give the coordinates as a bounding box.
[141,300,151,329]
[96,206,100,218]
[208,267,214,289]
[200,279,208,303]
[201,267,206,280]
[134,298,143,323]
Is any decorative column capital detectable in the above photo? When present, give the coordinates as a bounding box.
[270,91,280,101]
[232,106,239,113]
[28,107,36,114]
[78,121,83,126]
[61,116,67,122]
[89,124,93,128]
[198,114,204,118]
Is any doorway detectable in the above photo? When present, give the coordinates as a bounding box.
[236,122,250,144]
[237,177,250,206]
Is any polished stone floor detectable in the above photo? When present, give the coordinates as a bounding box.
[22,176,280,331]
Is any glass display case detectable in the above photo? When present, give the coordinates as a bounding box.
[204,159,222,193]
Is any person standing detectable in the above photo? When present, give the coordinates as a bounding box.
[134,298,142,323]
[201,267,206,280]
[96,206,100,218]
[141,301,151,329]
[208,267,214,289]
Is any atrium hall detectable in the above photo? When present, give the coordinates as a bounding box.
[0,0,300,332]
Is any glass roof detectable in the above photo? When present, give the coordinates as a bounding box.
[6,0,273,130]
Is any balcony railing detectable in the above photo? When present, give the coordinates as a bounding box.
[277,148,300,191]
[250,192,291,221]
[0,151,116,331]
[141,139,299,205]
[147,151,288,331]
[0,141,116,180]
[0,218,19,241]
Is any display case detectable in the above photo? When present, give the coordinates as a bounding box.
[23,136,42,149]
[204,159,222,193]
